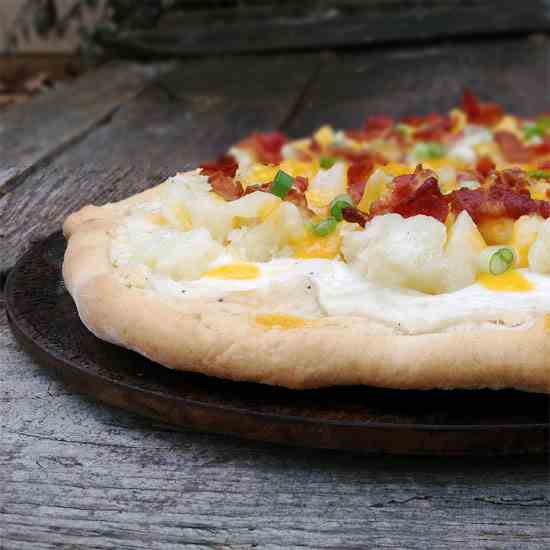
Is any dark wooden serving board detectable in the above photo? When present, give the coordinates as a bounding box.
[5,232,549,455]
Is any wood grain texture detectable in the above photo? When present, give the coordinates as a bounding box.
[284,36,550,136]
[2,37,550,548]
[0,60,174,198]
[0,53,321,274]
[99,0,550,57]
[1,311,549,549]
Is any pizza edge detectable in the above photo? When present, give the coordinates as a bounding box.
[62,181,550,393]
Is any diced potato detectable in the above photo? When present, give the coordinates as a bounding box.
[342,211,486,294]
[528,218,550,273]
[154,228,224,280]
[228,202,306,261]
[442,211,486,292]
[342,214,447,294]
[513,215,544,267]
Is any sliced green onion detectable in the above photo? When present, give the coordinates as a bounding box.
[329,194,353,221]
[319,156,336,170]
[270,170,294,198]
[479,246,517,275]
[523,122,542,141]
[527,170,550,179]
[396,123,413,137]
[413,141,446,160]
[523,116,550,141]
[311,217,338,237]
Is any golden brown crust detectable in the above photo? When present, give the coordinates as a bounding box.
[62,178,550,393]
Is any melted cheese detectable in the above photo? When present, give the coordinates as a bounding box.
[204,262,260,280]
[292,231,341,259]
[255,313,308,329]
[477,270,534,292]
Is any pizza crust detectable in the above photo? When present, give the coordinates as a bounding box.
[63,181,550,393]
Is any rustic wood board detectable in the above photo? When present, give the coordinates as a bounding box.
[6,232,549,455]
[0,60,175,198]
[99,1,550,57]
[2,40,550,548]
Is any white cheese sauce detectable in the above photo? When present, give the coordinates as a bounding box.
[125,253,550,334]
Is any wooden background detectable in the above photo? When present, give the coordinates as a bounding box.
[1,29,550,550]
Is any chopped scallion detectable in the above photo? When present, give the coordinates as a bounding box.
[523,116,550,141]
[270,170,294,198]
[413,141,446,160]
[528,170,550,179]
[329,194,353,221]
[479,246,517,276]
[311,217,338,237]
[319,156,336,170]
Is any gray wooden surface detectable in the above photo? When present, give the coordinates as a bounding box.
[1,38,549,549]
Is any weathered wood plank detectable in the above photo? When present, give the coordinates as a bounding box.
[99,0,550,57]
[0,60,174,198]
[0,310,549,549]
[0,53,321,273]
[284,36,550,136]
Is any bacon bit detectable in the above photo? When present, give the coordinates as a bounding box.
[494,131,530,163]
[347,159,374,204]
[238,131,288,164]
[286,188,309,210]
[476,155,496,178]
[200,154,239,178]
[370,166,449,222]
[362,115,394,139]
[243,182,271,195]
[341,207,366,227]
[294,176,309,192]
[529,137,550,158]
[401,115,425,127]
[449,169,550,221]
[344,129,369,143]
[327,147,387,166]
[461,89,503,126]
[495,168,530,193]
[413,113,453,141]
[392,177,449,222]
[208,173,244,201]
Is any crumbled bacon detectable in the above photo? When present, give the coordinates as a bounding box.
[199,154,239,178]
[494,131,530,163]
[286,188,309,210]
[449,169,550,221]
[200,154,243,200]
[208,172,244,201]
[294,176,309,192]
[347,159,374,204]
[475,155,496,178]
[413,113,453,141]
[342,207,366,227]
[238,131,288,164]
[363,115,394,139]
[370,166,449,222]
[461,89,503,126]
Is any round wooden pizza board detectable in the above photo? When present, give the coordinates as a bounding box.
[6,232,550,455]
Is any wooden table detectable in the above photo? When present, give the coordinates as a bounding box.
[1,37,549,548]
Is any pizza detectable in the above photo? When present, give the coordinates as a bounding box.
[63,91,550,393]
